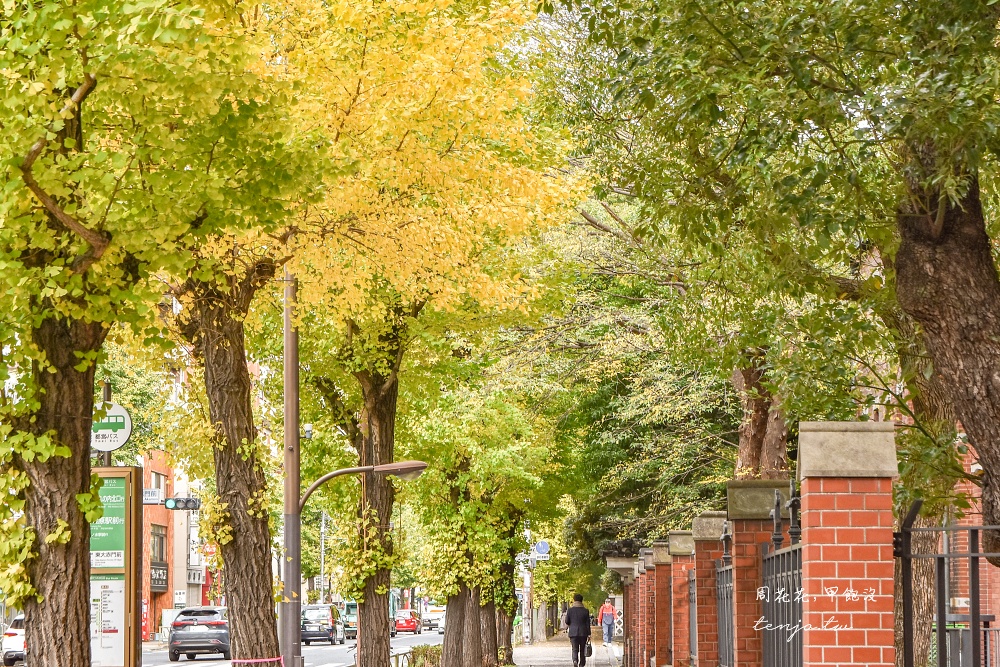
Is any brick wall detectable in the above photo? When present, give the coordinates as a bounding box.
[801,477,895,667]
[654,562,672,667]
[731,518,776,667]
[624,581,633,667]
[645,568,656,666]
[671,554,695,666]
[694,539,723,667]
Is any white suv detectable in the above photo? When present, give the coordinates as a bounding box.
[2,615,24,667]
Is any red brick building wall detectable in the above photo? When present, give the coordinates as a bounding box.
[141,452,174,640]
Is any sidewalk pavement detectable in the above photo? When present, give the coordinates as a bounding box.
[513,633,622,667]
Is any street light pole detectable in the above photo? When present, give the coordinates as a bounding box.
[320,512,326,604]
[282,268,303,667]
[286,461,428,656]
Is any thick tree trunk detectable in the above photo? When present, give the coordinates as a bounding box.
[895,175,1000,559]
[732,366,767,478]
[19,316,107,667]
[497,608,514,665]
[760,401,788,479]
[496,557,517,665]
[180,267,279,661]
[463,585,484,667]
[355,372,398,667]
[481,597,499,667]
[732,362,788,479]
[442,587,467,667]
[894,513,939,667]
[884,310,953,667]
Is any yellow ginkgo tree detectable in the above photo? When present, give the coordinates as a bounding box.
[268,0,579,665]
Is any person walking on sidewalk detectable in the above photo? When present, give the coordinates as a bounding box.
[597,598,616,645]
[565,593,592,667]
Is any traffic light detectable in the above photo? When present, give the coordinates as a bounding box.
[164,497,201,510]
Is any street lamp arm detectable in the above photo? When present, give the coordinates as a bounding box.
[299,466,375,512]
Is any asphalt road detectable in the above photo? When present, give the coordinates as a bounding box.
[142,631,443,667]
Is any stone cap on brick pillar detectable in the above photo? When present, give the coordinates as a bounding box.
[651,541,671,565]
[692,510,727,541]
[640,548,655,571]
[606,556,640,578]
[727,479,791,519]
[668,531,694,556]
[798,421,898,479]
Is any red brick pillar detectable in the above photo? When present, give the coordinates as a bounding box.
[669,531,695,667]
[624,576,634,667]
[633,563,643,667]
[693,511,727,667]
[799,422,897,667]
[638,551,652,667]
[644,553,658,667]
[632,568,646,667]
[728,480,791,667]
[652,542,672,667]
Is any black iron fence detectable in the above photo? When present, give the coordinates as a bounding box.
[761,488,803,667]
[896,500,1000,667]
[928,625,1000,667]
[717,521,735,667]
[761,543,803,667]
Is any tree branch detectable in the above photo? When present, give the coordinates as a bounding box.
[312,375,362,450]
[19,73,109,273]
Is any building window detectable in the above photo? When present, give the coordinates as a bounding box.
[151,471,167,493]
[151,524,167,563]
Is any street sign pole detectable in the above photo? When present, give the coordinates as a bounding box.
[102,381,112,467]
[90,467,142,667]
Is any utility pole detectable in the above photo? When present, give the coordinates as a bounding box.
[282,268,303,667]
[101,380,112,467]
[320,512,327,604]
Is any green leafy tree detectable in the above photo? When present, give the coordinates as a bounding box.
[407,390,564,667]
[0,3,302,663]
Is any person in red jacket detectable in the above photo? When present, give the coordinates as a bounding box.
[597,598,617,645]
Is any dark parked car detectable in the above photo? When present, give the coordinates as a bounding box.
[394,610,422,634]
[301,604,345,645]
[167,607,230,662]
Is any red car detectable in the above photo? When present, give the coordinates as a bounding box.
[394,610,422,634]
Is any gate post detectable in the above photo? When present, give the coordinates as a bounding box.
[669,531,696,667]
[637,549,654,667]
[693,511,727,667]
[727,479,791,667]
[799,422,897,667]
[642,550,656,667]
[652,541,673,667]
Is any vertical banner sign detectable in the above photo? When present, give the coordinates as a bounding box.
[91,468,142,667]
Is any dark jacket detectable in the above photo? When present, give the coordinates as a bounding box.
[565,602,592,638]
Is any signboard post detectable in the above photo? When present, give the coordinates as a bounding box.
[91,467,142,667]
